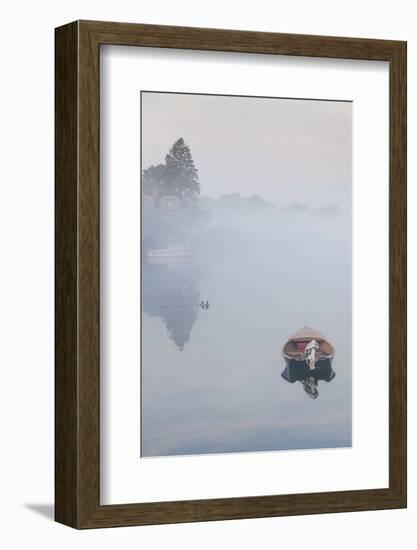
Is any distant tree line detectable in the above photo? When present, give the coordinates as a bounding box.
[199,193,275,218]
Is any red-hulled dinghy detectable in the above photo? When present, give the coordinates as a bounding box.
[282,326,335,369]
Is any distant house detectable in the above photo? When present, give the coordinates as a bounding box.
[160,195,180,212]
[142,188,182,222]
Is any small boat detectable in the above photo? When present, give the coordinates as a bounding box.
[147,238,194,259]
[282,326,335,368]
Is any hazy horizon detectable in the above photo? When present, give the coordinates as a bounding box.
[141,91,352,210]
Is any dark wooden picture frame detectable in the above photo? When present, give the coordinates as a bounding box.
[55,20,406,529]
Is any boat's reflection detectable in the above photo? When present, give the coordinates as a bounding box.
[281,359,336,399]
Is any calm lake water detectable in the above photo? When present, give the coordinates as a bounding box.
[141,215,352,457]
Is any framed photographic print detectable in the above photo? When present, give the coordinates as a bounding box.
[55,20,406,528]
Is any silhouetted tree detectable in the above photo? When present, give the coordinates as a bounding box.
[142,163,167,195]
[141,138,200,211]
[164,138,200,206]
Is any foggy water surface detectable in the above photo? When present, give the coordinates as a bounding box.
[141,213,352,457]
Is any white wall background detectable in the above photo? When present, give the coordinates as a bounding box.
[0,0,414,547]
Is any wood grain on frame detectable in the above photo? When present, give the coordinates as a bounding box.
[55,20,406,528]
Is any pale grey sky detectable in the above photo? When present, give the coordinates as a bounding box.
[141,92,352,209]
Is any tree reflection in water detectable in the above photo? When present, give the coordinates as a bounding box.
[142,259,205,350]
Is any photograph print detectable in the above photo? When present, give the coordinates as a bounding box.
[140,91,352,457]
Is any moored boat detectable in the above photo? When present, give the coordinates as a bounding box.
[282,326,335,369]
[147,238,194,260]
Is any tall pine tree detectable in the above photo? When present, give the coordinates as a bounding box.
[164,138,200,205]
